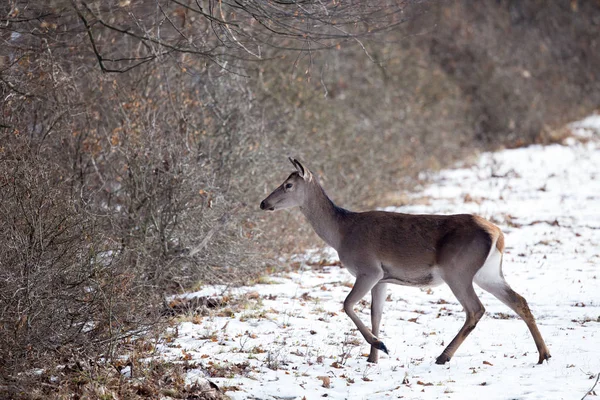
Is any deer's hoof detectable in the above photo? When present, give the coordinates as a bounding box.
[537,351,551,364]
[435,353,450,365]
[374,341,389,355]
[367,347,380,363]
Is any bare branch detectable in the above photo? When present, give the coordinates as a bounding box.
[582,373,600,400]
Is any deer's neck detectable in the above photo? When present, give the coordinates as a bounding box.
[300,182,349,251]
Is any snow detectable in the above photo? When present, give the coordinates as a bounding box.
[159,115,600,399]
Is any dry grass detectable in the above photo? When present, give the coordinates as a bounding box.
[0,336,229,399]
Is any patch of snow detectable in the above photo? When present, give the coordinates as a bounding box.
[569,113,600,139]
[120,365,132,378]
[158,116,600,399]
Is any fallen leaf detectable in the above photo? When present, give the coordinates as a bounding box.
[317,376,331,388]
[417,381,433,386]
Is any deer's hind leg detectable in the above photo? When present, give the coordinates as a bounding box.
[436,274,485,364]
[474,249,551,364]
[435,232,491,364]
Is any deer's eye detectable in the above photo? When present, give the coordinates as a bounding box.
[284,183,293,190]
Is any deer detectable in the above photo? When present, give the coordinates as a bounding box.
[259,158,551,365]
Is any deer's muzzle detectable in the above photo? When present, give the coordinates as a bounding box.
[259,200,274,211]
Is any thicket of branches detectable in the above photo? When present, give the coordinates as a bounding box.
[1,0,598,396]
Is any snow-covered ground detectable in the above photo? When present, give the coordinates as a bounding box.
[159,115,600,399]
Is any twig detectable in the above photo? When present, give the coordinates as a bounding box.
[582,373,600,400]
[71,0,154,73]
[188,205,243,257]
[219,0,261,59]
[320,62,328,98]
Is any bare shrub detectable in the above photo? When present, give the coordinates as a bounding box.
[416,1,600,145]
[0,10,266,387]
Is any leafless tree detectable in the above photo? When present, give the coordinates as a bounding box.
[2,0,419,73]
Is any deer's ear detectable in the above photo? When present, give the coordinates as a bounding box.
[289,157,306,178]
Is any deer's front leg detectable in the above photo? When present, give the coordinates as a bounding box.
[367,282,388,363]
[343,272,388,356]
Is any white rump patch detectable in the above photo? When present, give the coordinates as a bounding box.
[473,244,506,291]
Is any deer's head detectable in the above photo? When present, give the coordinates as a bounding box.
[260,158,312,211]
